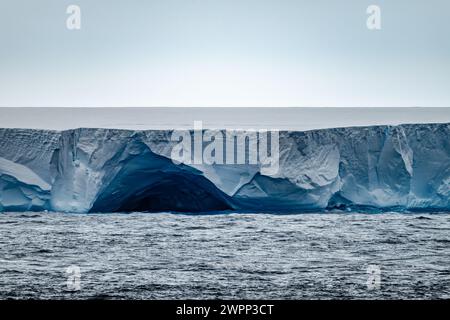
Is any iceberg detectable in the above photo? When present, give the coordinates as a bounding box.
[0,157,51,211]
[0,123,449,213]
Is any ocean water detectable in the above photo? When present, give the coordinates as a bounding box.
[0,212,449,299]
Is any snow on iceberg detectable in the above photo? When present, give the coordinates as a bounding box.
[0,123,449,213]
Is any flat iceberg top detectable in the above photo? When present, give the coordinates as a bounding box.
[0,107,449,131]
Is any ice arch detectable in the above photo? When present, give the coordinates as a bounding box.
[90,147,233,213]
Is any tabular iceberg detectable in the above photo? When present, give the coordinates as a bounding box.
[0,123,449,213]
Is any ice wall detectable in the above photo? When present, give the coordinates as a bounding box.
[0,123,449,213]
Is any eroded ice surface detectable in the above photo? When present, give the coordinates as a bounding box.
[0,157,51,211]
[0,123,449,213]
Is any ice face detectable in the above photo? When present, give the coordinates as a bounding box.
[0,124,449,213]
[0,157,51,211]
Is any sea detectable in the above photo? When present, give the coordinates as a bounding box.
[0,212,449,299]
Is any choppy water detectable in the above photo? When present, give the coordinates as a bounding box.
[0,212,449,299]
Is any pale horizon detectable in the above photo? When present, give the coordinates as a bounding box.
[1,107,449,131]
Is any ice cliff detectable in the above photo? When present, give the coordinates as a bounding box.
[0,123,449,213]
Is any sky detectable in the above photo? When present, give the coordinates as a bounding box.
[0,0,449,108]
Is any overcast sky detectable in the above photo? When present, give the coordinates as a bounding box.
[0,0,449,107]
